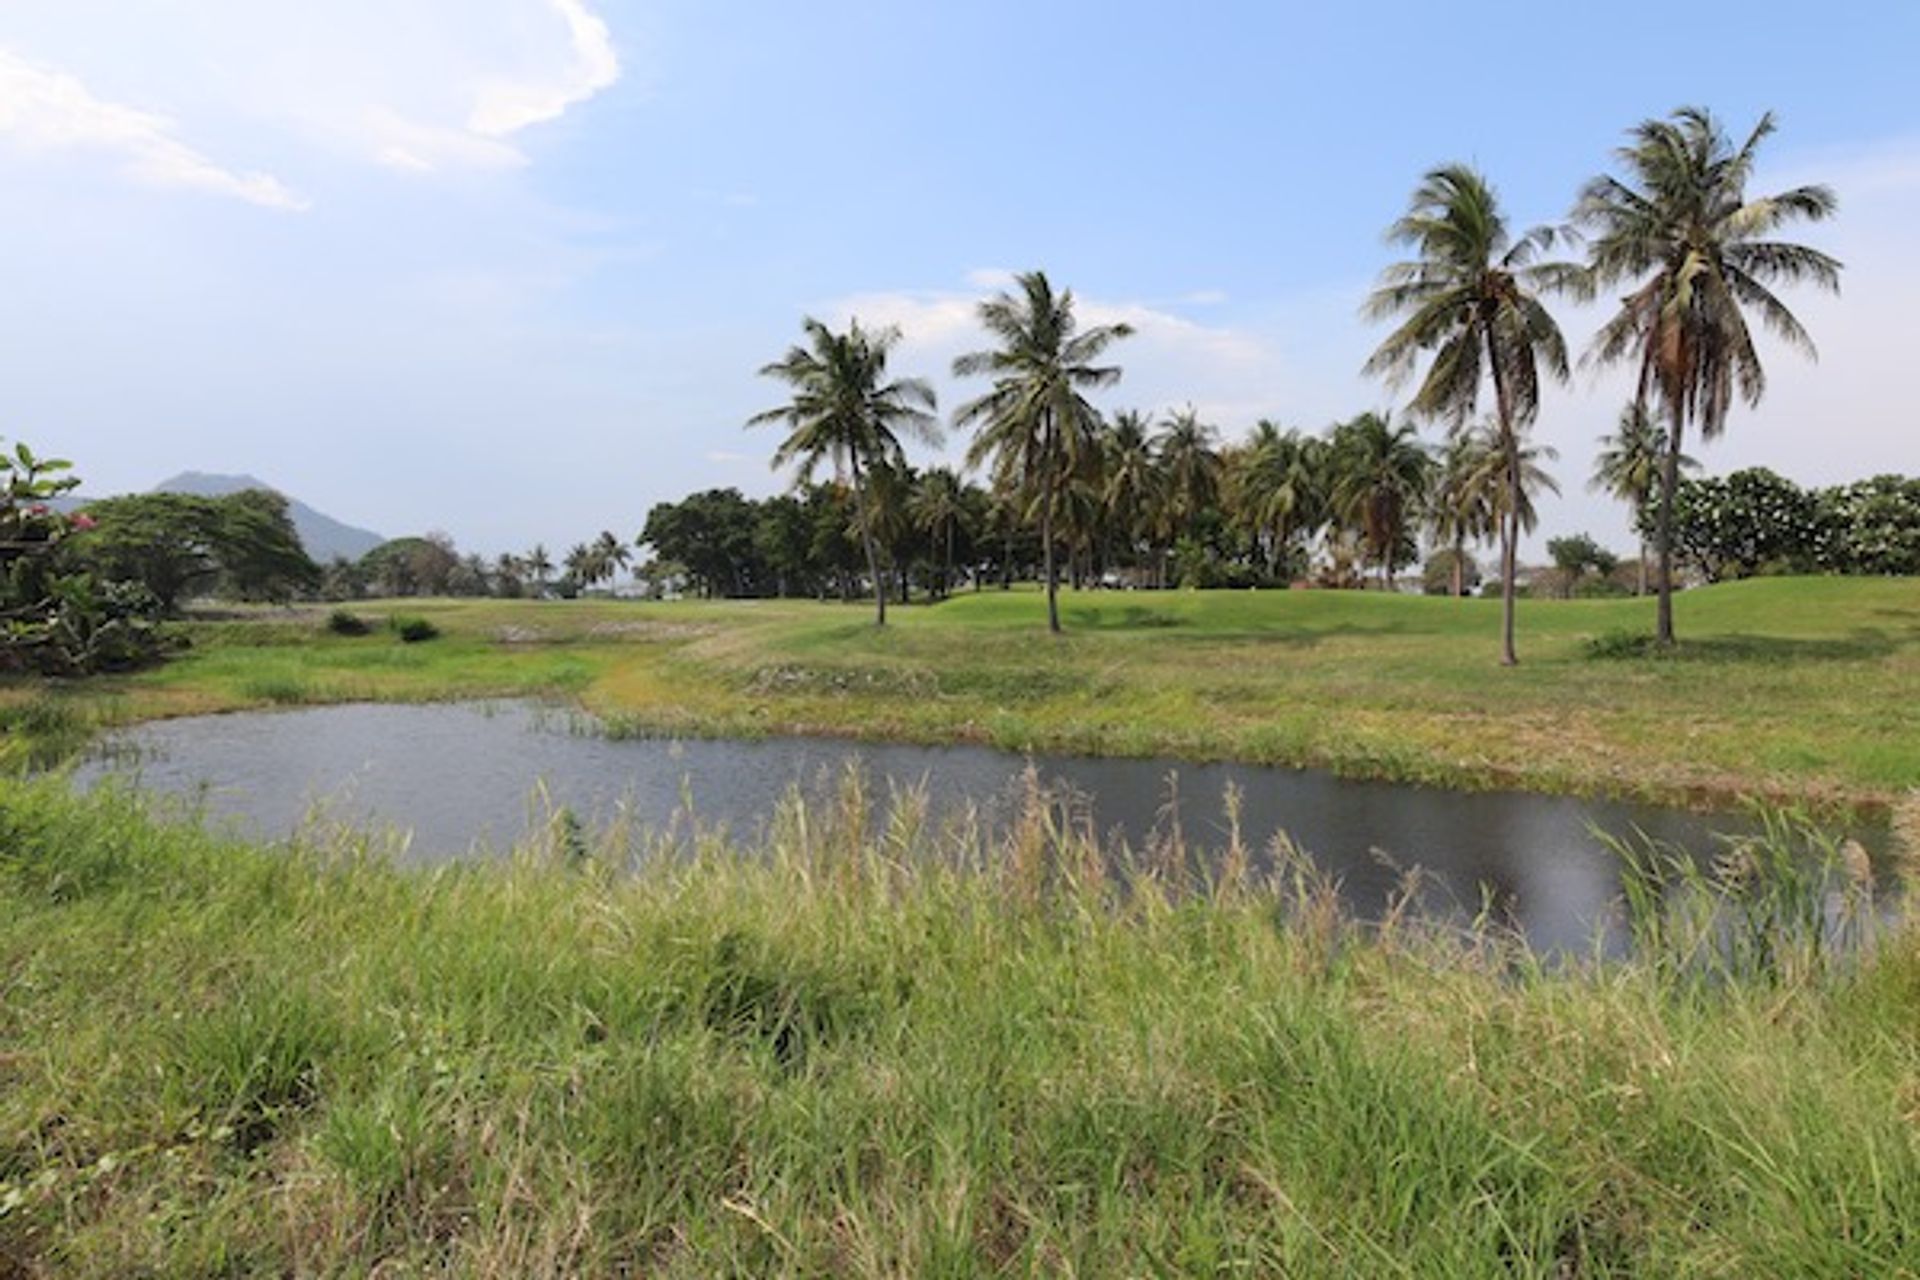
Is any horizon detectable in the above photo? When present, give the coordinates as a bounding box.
[3,1,1914,561]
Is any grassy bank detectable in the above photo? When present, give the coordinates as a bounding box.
[4,576,1917,808]
[3,778,1918,1275]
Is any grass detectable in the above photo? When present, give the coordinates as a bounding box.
[3,577,1917,808]
[2,775,1918,1275]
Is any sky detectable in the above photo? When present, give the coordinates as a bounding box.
[1,0,1915,561]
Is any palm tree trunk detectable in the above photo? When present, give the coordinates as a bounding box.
[850,460,886,627]
[1452,533,1465,598]
[1655,406,1684,647]
[1042,489,1061,634]
[1487,325,1521,667]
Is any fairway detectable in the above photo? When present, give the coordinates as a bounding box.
[13,576,1916,810]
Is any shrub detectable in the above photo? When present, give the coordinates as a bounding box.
[1585,629,1657,660]
[326,609,371,636]
[389,616,439,644]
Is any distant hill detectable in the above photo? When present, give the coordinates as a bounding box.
[151,472,386,563]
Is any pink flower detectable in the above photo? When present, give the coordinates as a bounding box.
[71,512,96,530]
[28,503,48,516]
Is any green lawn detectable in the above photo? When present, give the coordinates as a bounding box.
[5,576,1917,808]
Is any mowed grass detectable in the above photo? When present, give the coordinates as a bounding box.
[3,777,1919,1275]
[4,577,1917,806]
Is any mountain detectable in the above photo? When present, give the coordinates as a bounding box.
[151,472,386,563]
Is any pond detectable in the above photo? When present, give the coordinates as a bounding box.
[73,701,1891,953]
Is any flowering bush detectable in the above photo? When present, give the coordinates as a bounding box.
[1644,468,1920,581]
[2,438,167,675]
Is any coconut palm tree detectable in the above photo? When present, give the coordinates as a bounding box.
[1154,406,1223,531]
[1100,409,1161,584]
[1233,421,1327,583]
[911,467,968,598]
[1364,163,1575,664]
[1588,402,1698,595]
[524,544,553,596]
[749,317,939,626]
[1428,428,1498,597]
[1328,412,1434,590]
[1575,107,1839,644]
[953,271,1133,633]
[592,530,630,589]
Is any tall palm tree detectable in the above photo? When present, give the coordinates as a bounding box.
[953,271,1132,633]
[1588,402,1698,595]
[911,467,968,598]
[1328,412,1434,590]
[749,317,939,626]
[1575,107,1839,644]
[1364,163,1575,665]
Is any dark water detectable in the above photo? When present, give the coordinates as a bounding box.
[73,701,1889,953]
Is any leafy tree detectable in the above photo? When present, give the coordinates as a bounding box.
[1230,421,1326,585]
[66,494,222,613]
[1811,476,1920,575]
[749,317,939,626]
[1545,533,1621,597]
[1422,548,1481,597]
[1577,107,1839,643]
[954,271,1133,633]
[1364,164,1575,663]
[1427,428,1498,597]
[1100,410,1163,584]
[212,489,320,603]
[1647,468,1817,582]
[358,534,459,598]
[1588,402,1698,595]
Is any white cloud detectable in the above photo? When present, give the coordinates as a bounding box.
[469,0,620,138]
[0,1,623,187]
[0,47,305,210]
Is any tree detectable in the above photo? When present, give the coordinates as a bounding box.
[213,489,320,603]
[911,467,968,599]
[525,544,553,596]
[1154,406,1223,533]
[749,317,938,626]
[1327,413,1434,589]
[1364,163,1575,664]
[1231,422,1326,584]
[1100,410,1163,585]
[954,271,1132,633]
[1428,427,1498,597]
[1545,533,1620,597]
[1588,402,1698,595]
[1650,468,1816,582]
[1576,107,1840,644]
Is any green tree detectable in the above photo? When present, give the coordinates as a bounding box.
[749,317,939,626]
[911,467,969,599]
[1427,427,1498,597]
[1364,163,1575,664]
[1327,413,1434,589]
[1230,422,1326,584]
[1588,402,1698,595]
[953,271,1133,633]
[1100,410,1162,585]
[1576,107,1839,644]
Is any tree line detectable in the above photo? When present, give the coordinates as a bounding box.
[739,105,1842,662]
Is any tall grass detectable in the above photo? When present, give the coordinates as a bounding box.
[2,775,1918,1275]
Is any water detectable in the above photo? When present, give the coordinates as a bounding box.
[72,701,1888,953]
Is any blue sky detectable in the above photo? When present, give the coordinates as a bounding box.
[2,1,1915,559]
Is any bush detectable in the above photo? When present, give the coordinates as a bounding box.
[389,616,439,644]
[326,609,371,636]
[1585,629,1658,660]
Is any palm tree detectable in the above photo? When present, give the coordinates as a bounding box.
[1232,421,1326,583]
[953,271,1133,633]
[911,467,968,598]
[1575,107,1839,644]
[525,544,553,596]
[749,317,939,626]
[1101,410,1161,584]
[1364,163,1575,665]
[1428,428,1498,597]
[562,542,592,595]
[1154,406,1223,531]
[1327,412,1434,590]
[1588,402,1698,595]
[592,530,630,589]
